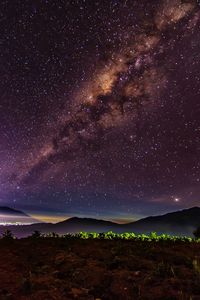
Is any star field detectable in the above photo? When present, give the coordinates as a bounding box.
[0,0,200,222]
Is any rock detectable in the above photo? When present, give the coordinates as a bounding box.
[70,287,89,297]
[54,253,66,266]
[134,271,141,276]
[53,270,68,279]
[0,289,13,300]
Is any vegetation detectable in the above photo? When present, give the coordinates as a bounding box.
[46,231,199,242]
[2,229,15,240]
[31,230,41,238]
[1,230,200,242]
[193,226,200,239]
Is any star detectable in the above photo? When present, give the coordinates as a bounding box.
[0,0,199,220]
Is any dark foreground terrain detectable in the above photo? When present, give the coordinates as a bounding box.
[0,238,200,300]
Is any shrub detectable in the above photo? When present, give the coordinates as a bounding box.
[31,230,41,238]
[48,232,59,238]
[76,232,89,239]
[2,229,14,240]
[193,227,200,239]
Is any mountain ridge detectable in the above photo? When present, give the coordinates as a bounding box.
[126,206,200,225]
[0,206,40,225]
[0,206,199,237]
[0,206,29,216]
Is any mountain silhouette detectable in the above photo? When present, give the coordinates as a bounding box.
[0,206,39,225]
[0,206,29,216]
[123,206,200,236]
[0,206,199,237]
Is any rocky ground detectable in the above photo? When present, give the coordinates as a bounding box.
[0,238,200,299]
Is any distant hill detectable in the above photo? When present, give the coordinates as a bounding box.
[53,216,120,233]
[0,216,120,238]
[0,206,199,237]
[123,206,200,236]
[0,206,39,225]
[0,206,29,216]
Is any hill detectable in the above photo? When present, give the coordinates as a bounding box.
[0,206,199,237]
[123,206,200,236]
[0,206,39,225]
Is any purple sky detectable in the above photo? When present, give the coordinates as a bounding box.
[0,0,200,222]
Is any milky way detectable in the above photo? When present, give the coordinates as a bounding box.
[0,0,200,221]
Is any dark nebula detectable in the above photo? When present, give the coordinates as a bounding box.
[0,0,200,222]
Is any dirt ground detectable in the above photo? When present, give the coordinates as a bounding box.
[0,238,200,300]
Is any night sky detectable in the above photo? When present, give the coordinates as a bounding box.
[0,0,200,223]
